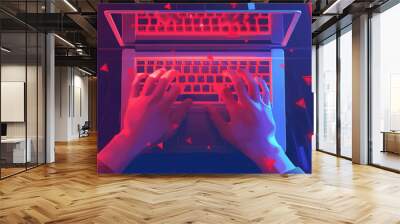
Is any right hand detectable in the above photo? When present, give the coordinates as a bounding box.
[207,70,295,173]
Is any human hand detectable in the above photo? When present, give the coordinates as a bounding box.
[98,69,191,172]
[208,70,295,173]
[121,69,192,148]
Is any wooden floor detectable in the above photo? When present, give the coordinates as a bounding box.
[1,135,400,224]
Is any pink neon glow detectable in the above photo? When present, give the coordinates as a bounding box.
[104,10,301,47]
[186,137,193,145]
[134,12,271,36]
[302,75,312,86]
[164,3,171,10]
[307,132,313,141]
[295,98,306,109]
[157,142,164,150]
[264,158,276,172]
[100,64,109,72]
[134,56,272,101]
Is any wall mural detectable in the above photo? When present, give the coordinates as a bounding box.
[97,3,312,174]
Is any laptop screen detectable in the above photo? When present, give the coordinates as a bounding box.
[104,8,300,47]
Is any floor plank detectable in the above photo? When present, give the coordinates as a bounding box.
[1,135,400,224]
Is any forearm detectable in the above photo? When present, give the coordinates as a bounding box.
[246,138,296,174]
[97,130,145,173]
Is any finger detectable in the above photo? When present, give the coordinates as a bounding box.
[238,69,260,102]
[207,105,228,137]
[219,87,236,113]
[160,84,180,109]
[142,68,165,96]
[229,71,251,105]
[151,69,177,102]
[257,77,271,105]
[130,73,148,98]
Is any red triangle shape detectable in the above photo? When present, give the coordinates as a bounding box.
[100,64,109,72]
[296,98,306,109]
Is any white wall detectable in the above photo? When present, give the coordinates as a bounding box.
[55,67,89,141]
[1,64,40,137]
[1,63,46,163]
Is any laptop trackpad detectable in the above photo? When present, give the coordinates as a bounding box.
[165,106,230,152]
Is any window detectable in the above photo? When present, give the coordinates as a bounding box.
[339,28,352,158]
[317,36,337,154]
[0,1,47,179]
[370,3,400,171]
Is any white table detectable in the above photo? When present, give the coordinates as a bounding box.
[1,138,31,163]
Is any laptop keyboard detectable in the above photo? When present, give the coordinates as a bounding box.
[135,57,272,102]
[136,12,271,36]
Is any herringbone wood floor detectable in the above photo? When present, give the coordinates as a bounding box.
[1,135,400,224]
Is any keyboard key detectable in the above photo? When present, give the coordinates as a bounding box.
[184,66,191,73]
[188,75,195,82]
[177,94,219,102]
[184,85,191,92]
[178,76,186,82]
[197,76,205,83]
[216,76,223,83]
[193,85,200,92]
[258,66,269,73]
[202,85,210,92]
[138,18,148,24]
[212,61,219,65]
[146,66,154,73]
[137,66,144,73]
[207,76,214,83]
[259,19,268,24]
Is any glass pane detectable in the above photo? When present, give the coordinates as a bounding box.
[38,33,45,165]
[1,30,27,177]
[371,5,400,171]
[27,31,38,169]
[339,29,352,158]
[318,37,337,154]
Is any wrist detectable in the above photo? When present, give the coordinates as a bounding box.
[247,136,296,174]
[98,129,145,173]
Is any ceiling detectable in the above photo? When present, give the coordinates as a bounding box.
[0,0,392,74]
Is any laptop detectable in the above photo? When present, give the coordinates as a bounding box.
[104,3,301,154]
